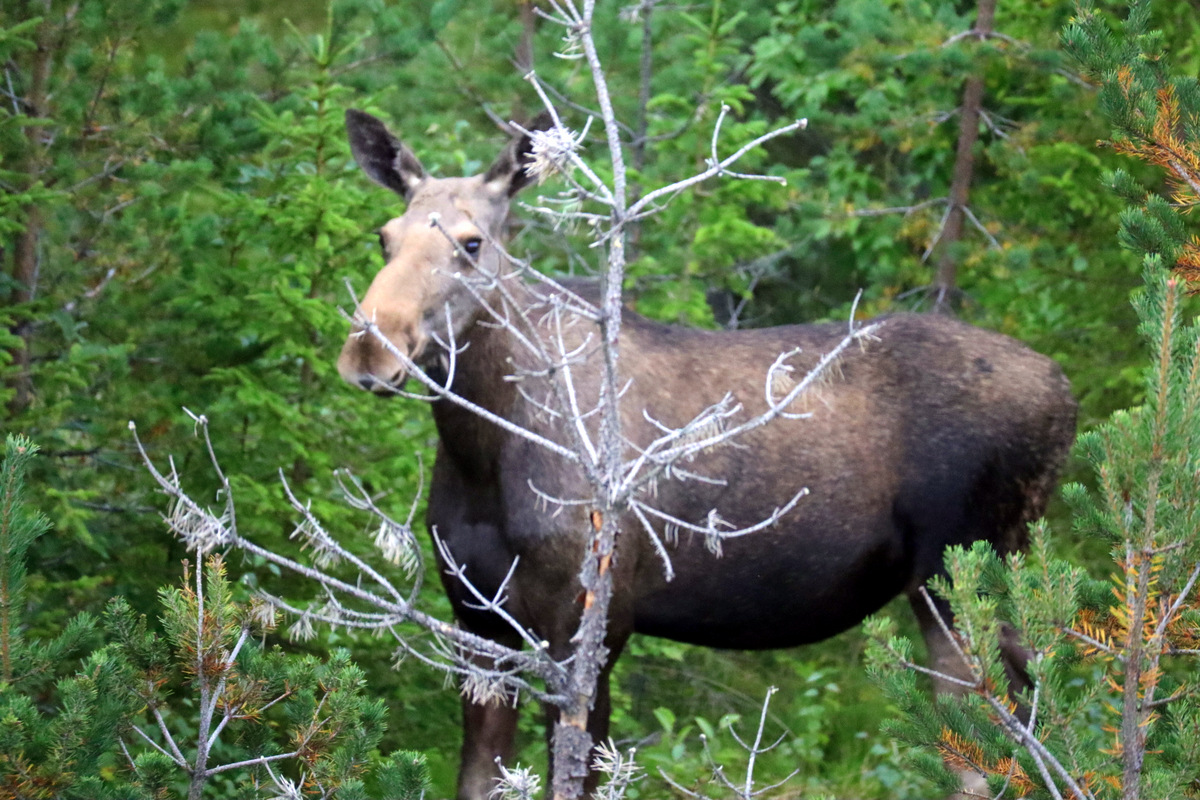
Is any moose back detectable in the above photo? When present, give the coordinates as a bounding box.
[336,109,1077,800]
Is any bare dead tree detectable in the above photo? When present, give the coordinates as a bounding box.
[511,11,814,783]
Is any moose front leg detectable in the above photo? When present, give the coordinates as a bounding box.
[459,690,521,800]
[453,621,528,800]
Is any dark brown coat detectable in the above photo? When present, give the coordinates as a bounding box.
[337,110,1077,800]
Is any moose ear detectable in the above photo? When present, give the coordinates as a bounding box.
[345,109,426,200]
[482,112,555,198]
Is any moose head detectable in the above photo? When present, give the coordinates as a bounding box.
[337,109,548,394]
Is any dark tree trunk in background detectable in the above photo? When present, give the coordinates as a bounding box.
[628,0,656,256]
[517,0,535,74]
[933,0,996,314]
[6,1,53,417]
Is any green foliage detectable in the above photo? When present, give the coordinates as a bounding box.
[1064,0,1200,287]
[1,0,454,774]
[109,555,413,798]
[0,437,431,797]
[367,751,434,800]
[867,4,1200,796]
[608,635,936,799]
[740,0,1140,426]
[0,435,134,798]
[868,271,1200,796]
[0,435,51,685]
[6,0,1200,796]
[0,0,441,596]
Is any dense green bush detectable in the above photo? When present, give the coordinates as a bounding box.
[1,434,431,798]
[867,3,1200,797]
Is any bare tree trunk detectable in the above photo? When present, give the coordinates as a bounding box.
[632,0,655,177]
[6,0,53,417]
[933,0,995,314]
[551,510,617,800]
[8,216,40,417]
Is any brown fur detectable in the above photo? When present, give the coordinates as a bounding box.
[338,110,1078,800]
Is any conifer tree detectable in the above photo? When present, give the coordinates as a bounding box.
[0,435,432,798]
[109,555,432,800]
[0,434,135,797]
[867,3,1200,798]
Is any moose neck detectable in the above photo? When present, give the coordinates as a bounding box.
[427,284,522,478]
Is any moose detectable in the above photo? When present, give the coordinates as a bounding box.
[337,109,1077,800]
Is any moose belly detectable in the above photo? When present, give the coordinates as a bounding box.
[630,527,909,650]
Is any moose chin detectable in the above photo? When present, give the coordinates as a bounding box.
[338,108,1077,800]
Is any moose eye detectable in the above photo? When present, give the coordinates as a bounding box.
[462,238,482,257]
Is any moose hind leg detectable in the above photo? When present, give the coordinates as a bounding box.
[905,463,1039,703]
[909,587,991,799]
[909,586,1033,705]
[908,587,976,697]
[998,621,1033,721]
[909,586,1036,799]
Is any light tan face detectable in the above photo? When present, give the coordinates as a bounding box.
[337,174,514,394]
[337,108,544,394]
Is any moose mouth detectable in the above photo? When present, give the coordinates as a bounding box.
[357,371,403,398]
[361,357,450,398]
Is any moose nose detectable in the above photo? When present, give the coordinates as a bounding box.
[358,376,376,391]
